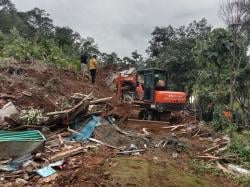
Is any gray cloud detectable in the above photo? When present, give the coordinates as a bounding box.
[12,0,224,57]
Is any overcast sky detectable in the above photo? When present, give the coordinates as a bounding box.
[12,0,224,58]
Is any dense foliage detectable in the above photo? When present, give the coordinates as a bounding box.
[0,0,126,68]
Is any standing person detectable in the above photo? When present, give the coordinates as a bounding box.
[88,55,97,84]
[80,52,89,79]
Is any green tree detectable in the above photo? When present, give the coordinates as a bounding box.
[0,0,28,34]
[102,52,119,64]
[147,18,212,94]
[123,56,135,64]
[194,28,249,119]
[131,50,143,64]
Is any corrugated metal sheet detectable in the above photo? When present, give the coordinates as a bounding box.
[0,130,46,159]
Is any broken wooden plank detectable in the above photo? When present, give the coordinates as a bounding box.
[117,149,145,155]
[171,126,183,132]
[192,128,201,137]
[44,93,93,126]
[58,134,64,146]
[22,91,32,97]
[162,125,185,129]
[195,155,220,159]
[68,100,89,121]
[67,92,92,113]
[45,92,93,117]
[202,141,229,154]
[89,97,112,105]
[128,119,170,126]
[88,138,123,150]
[45,146,56,153]
[46,110,68,116]
[46,132,70,141]
[49,147,84,162]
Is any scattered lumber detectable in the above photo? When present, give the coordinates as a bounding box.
[202,141,229,154]
[195,155,236,162]
[89,97,112,105]
[49,147,85,162]
[117,149,145,154]
[128,119,170,126]
[45,146,56,153]
[22,91,32,97]
[44,93,93,126]
[88,138,123,150]
[46,110,68,116]
[192,128,201,137]
[162,125,185,129]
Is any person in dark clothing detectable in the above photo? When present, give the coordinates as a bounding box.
[80,52,89,78]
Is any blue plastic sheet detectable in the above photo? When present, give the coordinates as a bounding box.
[71,116,100,141]
[36,166,56,177]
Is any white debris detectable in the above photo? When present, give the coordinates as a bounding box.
[227,164,250,176]
[0,102,19,120]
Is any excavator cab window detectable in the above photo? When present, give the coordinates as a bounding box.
[144,72,154,102]
[154,72,167,91]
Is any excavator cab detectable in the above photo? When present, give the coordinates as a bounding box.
[116,68,186,120]
[137,69,167,102]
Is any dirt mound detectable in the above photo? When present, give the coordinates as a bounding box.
[94,124,149,149]
[0,60,113,112]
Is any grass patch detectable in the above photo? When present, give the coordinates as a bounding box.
[105,157,213,187]
[227,131,250,164]
[191,159,221,176]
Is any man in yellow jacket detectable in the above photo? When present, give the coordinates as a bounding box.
[88,55,97,84]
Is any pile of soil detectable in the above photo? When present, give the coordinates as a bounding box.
[93,124,149,149]
[0,60,114,112]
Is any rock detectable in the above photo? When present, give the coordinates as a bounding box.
[15,178,28,186]
[38,173,59,184]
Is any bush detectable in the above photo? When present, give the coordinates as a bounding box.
[2,28,33,60]
[211,105,233,131]
[228,132,250,164]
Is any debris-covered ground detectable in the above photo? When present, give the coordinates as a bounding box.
[0,61,249,187]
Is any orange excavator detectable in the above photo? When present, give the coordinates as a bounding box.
[115,68,187,121]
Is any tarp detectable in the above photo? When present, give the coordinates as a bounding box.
[71,116,100,141]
